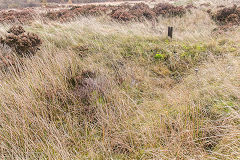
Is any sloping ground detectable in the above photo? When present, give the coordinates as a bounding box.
[0,3,239,160]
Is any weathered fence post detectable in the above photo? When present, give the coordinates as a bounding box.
[168,26,173,39]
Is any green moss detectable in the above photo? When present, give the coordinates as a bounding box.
[212,100,237,115]
[180,43,207,59]
[154,48,170,61]
[154,53,165,60]
[229,47,237,52]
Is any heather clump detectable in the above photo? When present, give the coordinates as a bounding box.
[45,5,110,21]
[0,9,36,24]
[110,3,156,21]
[153,3,186,17]
[130,3,156,21]
[211,5,240,25]
[44,3,188,22]
[0,26,42,56]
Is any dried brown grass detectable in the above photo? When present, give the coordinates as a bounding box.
[0,1,239,159]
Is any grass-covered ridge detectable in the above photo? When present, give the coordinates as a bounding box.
[0,7,239,160]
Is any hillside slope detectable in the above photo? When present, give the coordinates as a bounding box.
[0,2,239,160]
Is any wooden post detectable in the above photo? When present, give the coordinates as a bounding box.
[168,26,173,39]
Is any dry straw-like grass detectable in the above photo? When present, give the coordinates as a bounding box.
[0,1,239,159]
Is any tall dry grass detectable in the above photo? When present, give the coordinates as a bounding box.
[0,5,239,160]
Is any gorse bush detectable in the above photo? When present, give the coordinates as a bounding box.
[0,26,42,56]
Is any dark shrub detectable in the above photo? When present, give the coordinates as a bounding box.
[0,26,42,56]
[110,9,135,22]
[44,3,188,22]
[45,5,110,22]
[7,26,25,35]
[153,3,186,17]
[130,3,156,21]
[0,9,36,24]
[110,3,156,22]
[212,5,240,25]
